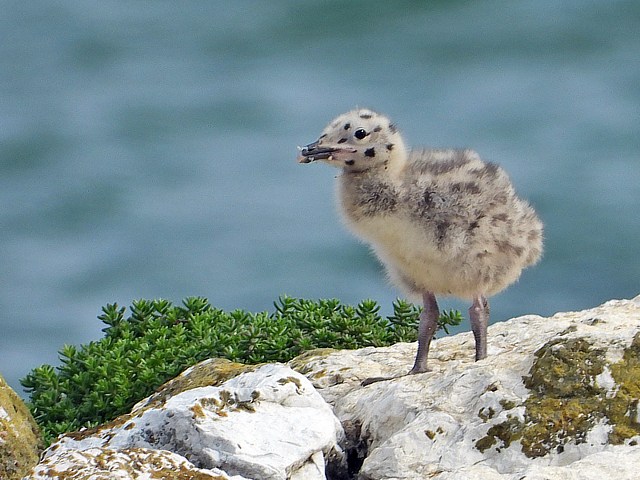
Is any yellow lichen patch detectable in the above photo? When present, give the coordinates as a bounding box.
[499,399,516,411]
[478,407,496,422]
[236,401,256,413]
[277,376,303,394]
[0,374,43,480]
[64,411,135,442]
[219,389,232,405]
[135,358,257,412]
[476,337,607,457]
[607,332,640,444]
[476,334,640,458]
[310,368,327,380]
[517,338,606,457]
[190,403,206,419]
[59,359,257,443]
[524,338,605,398]
[196,389,260,418]
[476,416,522,453]
[200,396,223,409]
[424,427,445,441]
[288,348,337,374]
[200,396,223,410]
[33,447,228,480]
[520,397,601,457]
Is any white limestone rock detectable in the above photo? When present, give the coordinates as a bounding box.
[30,447,250,480]
[24,295,640,479]
[28,364,345,480]
[290,295,640,479]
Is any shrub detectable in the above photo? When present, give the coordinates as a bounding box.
[21,296,461,443]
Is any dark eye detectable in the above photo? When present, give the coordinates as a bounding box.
[354,128,368,140]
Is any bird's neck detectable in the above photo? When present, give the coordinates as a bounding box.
[385,151,408,182]
[341,151,408,184]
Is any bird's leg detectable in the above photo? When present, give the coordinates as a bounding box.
[469,294,489,361]
[409,292,439,374]
[361,292,439,385]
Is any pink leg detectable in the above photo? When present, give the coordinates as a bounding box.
[409,292,439,374]
[469,295,489,361]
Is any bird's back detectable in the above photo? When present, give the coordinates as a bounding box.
[338,148,543,299]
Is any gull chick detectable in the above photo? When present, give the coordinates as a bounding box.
[298,108,543,374]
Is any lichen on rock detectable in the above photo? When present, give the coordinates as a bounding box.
[607,332,640,444]
[31,447,236,480]
[133,357,257,412]
[475,333,640,458]
[517,337,605,457]
[0,374,43,480]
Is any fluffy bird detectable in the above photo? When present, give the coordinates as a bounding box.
[298,108,543,375]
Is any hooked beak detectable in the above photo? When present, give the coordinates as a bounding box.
[297,140,337,164]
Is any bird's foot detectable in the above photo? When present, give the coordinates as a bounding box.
[361,376,393,386]
[408,365,430,375]
[361,375,397,386]
[361,366,431,386]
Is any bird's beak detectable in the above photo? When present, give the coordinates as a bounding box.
[297,140,338,164]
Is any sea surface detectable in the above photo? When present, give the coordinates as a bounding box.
[1,1,639,396]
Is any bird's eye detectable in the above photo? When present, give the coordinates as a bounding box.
[354,128,368,140]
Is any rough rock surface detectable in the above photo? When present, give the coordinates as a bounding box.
[25,295,640,479]
[290,295,640,479]
[0,374,42,480]
[28,363,345,480]
[30,447,248,480]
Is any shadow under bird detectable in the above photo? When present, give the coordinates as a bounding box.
[298,108,543,380]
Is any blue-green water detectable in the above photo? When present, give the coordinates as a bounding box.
[1,1,639,395]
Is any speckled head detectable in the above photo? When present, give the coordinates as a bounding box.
[298,108,407,172]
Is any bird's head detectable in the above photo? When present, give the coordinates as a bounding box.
[297,108,406,173]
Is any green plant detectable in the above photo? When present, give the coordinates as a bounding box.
[21,296,461,443]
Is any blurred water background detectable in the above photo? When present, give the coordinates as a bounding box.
[1,1,638,396]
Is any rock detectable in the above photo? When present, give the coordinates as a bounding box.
[25,295,640,479]
[0,374,42,480]
[30,447,250,480]
[290,295,640,479]
[27,362,345,480]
